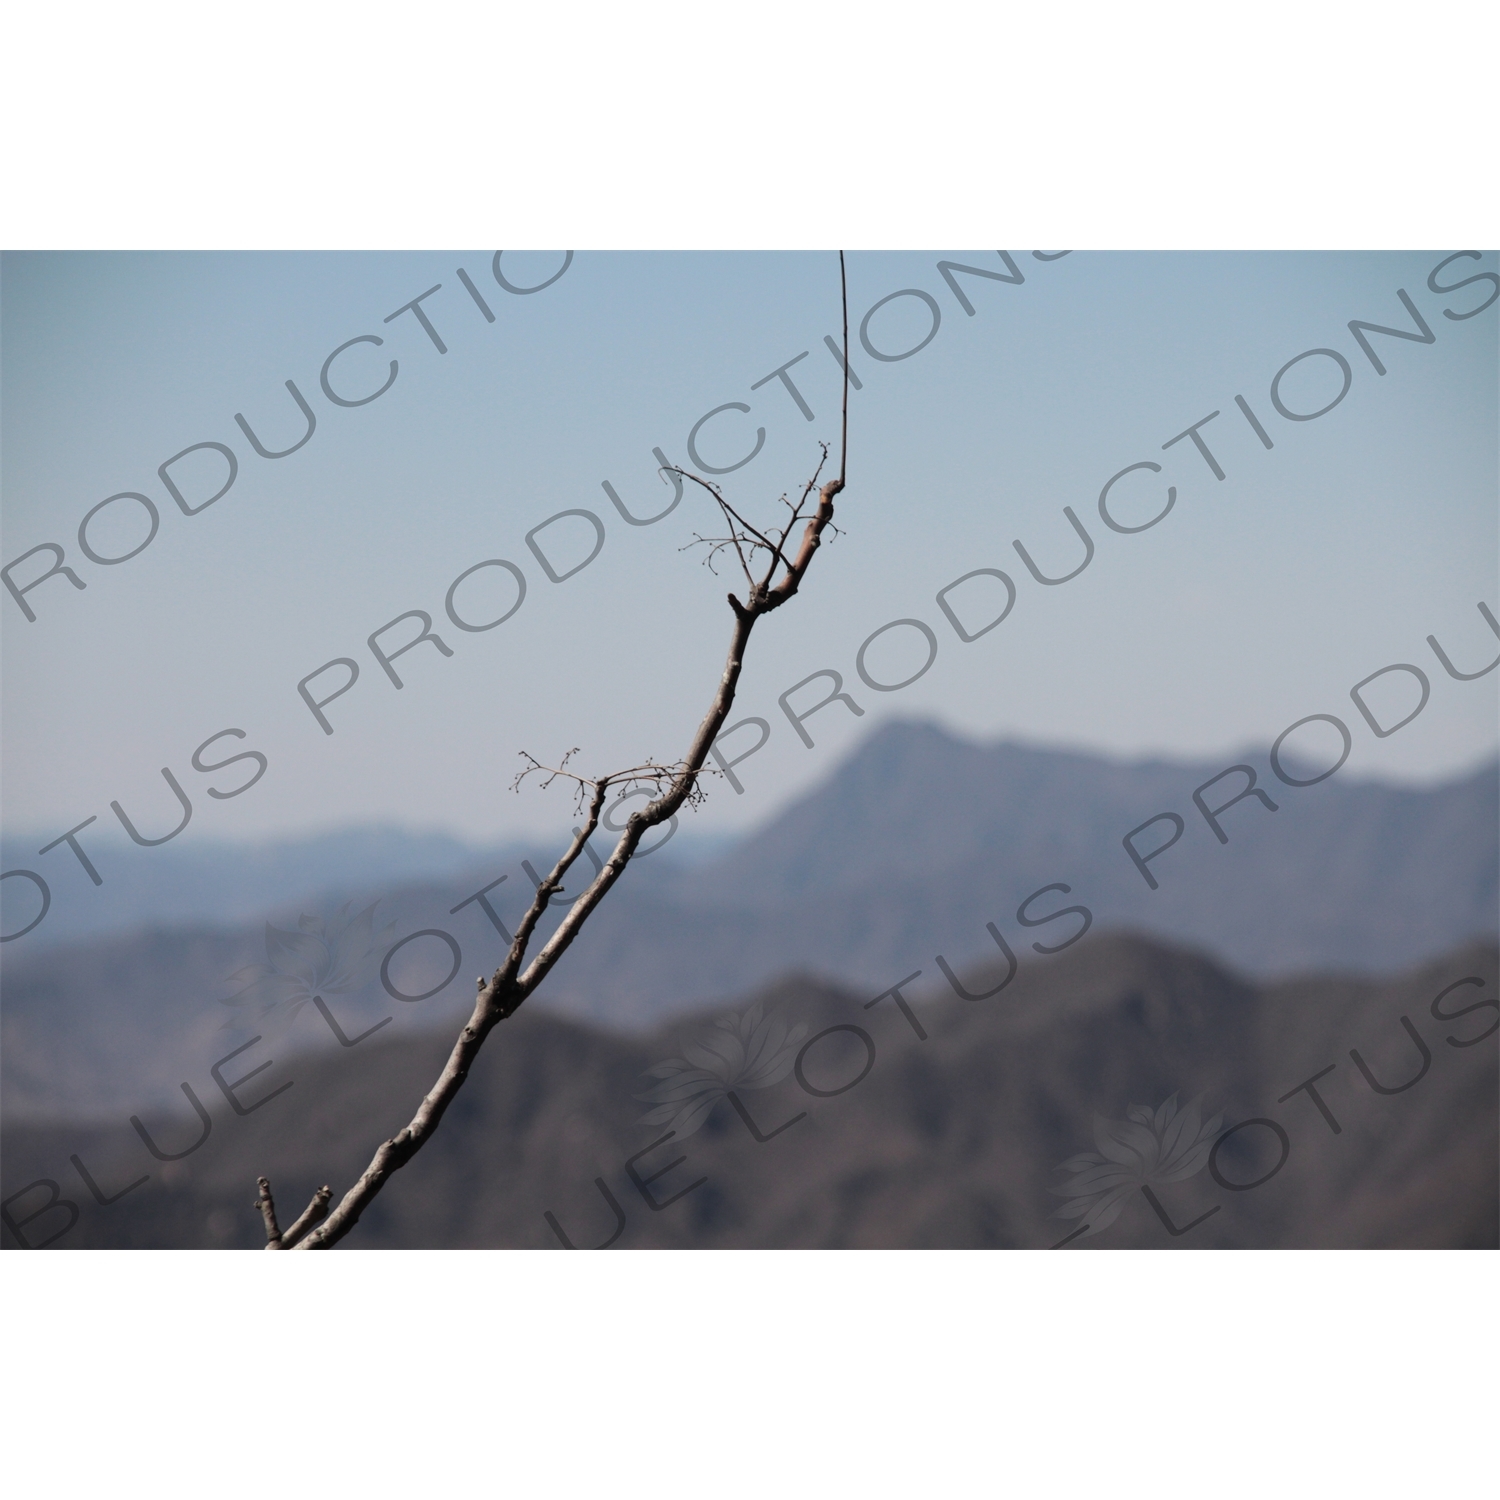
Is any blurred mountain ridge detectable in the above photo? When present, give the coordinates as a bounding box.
[3,719,1495,1122]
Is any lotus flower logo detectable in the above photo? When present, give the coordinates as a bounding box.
[636,998,809,1138]
[1049,1093,1224,1240]
[221,902,394,1033]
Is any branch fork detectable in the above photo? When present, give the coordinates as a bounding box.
[258,1177,332,1250]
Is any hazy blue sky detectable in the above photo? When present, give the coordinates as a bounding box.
[3,252,1496,912]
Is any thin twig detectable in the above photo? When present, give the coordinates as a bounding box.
[670,467,789,589]
[839,249,849,486]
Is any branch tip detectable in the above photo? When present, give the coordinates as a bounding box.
[256,1176,283,1248]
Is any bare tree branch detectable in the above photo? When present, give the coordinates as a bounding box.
[255,1176,281,1249]
[282,253,853,1249]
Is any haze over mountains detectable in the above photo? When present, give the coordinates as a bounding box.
[0,824,740,951]
[0,825,518,950]
[2,720,1496,1125]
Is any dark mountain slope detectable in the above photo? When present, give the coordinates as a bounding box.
[6,932,1491,1250]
